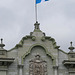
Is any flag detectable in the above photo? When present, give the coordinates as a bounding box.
[36,0,48,4]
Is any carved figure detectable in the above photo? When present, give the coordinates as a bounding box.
[29,54,47,75]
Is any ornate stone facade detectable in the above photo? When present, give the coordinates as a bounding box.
[0,22,75,75]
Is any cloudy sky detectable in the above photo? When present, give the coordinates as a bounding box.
[0,0,75,52]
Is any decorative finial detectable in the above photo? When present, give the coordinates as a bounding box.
[1,38,3,44]
[0,38,5,49]
[34,21,40,30]
[70,42,72,46]
[68,41,74,52]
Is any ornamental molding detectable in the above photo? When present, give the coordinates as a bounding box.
[21,43,56,65]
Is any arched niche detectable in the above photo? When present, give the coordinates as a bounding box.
[22,44,56,75]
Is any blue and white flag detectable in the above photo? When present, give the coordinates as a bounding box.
[36,0,48,4]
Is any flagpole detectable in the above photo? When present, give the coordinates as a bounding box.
[35,0,37,22]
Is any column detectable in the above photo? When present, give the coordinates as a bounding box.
[18,64,24,75]
[18,57,24,75]
[53,66,58,75]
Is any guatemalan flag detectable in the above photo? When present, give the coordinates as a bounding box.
[36,0,48,4]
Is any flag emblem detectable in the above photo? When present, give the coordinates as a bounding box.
[36,0,48,4]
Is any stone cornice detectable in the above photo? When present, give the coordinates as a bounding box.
[0,57,15,66]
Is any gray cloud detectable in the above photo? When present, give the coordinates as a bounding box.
[0,0,75,52]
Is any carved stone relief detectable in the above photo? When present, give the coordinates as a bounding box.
[29,54,47,75]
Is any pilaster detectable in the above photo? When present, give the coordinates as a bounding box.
[53,66,58,75]
[18,64,24,75]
